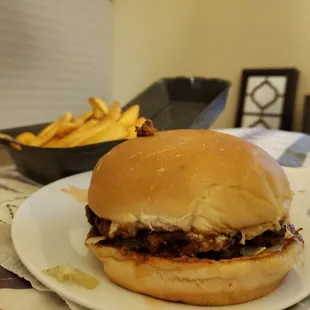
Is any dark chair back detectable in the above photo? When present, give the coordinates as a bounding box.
[302,96,310,134]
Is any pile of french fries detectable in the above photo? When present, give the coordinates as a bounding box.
[2,98,146,148]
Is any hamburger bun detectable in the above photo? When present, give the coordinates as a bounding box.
[86,129,303,305]
[87,238,303,305]
[88,129,292,237]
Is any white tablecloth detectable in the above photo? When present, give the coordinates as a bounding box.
[215,128,310,168]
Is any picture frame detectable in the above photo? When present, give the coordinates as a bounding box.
[235,68,299,130]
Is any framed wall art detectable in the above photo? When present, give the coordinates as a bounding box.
[235,68,299,130]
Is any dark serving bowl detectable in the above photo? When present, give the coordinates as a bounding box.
[0,136,124,185]
[0,76,230,184]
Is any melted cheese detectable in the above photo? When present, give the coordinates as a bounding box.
[284,230,295,239]
[239,222,278,244]
[85,236,106,245]
[109,222,120,238]
[240,244,283,257]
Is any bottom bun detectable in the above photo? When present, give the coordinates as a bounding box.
[87,239,304,306]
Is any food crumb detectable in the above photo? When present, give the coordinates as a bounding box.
[136,119,156,137]
[61,186,88,203]
[43,264,99,289]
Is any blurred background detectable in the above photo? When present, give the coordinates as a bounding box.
[1,0,310,165]
[113,0,308,131]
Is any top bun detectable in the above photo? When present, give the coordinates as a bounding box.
[88,130,292,238]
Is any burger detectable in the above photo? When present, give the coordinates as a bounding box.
[85,126,304,306]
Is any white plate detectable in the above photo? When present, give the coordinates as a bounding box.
[12,168,310,310]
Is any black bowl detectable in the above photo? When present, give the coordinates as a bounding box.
[0,76,230,184]
[0,137,125,185]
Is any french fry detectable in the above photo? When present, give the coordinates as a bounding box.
[0,97,148,149]
[46,119,99,148]
[106,101,121,121]
[118,105,139,126]
[16,132,36,144]
[31,113,73,146]
[60,110,94,135]
[73,119,99,133]
[61,112,73,122]
[37,122,56,138]
[68,119,116,147]
[56,122,79,139]
[0,133,21,150]
[44,139,61,148]
[126,117,147,140]
[84,122,128,146]
[135,117,146,127]
[0,133,14,141]
[89,97,108,119]
[127,125,137,139]
[55,111,95,140]
[30,126,58,147]
[79,110,93,123]
[42,111,93,145]
[37,112,73,138]
[70,110,94,127]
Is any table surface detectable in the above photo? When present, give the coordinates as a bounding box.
[0,127,310,310]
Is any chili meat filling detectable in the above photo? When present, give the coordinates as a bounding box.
[85,206,302,260]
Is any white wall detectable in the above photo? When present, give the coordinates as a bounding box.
[0,0,112,129]
[113,0,310,131]
[1,0,309,131]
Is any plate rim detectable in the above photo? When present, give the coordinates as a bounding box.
[11,171,101,309]
[11,169,310,310]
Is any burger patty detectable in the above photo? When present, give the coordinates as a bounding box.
[85,206,298,260]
